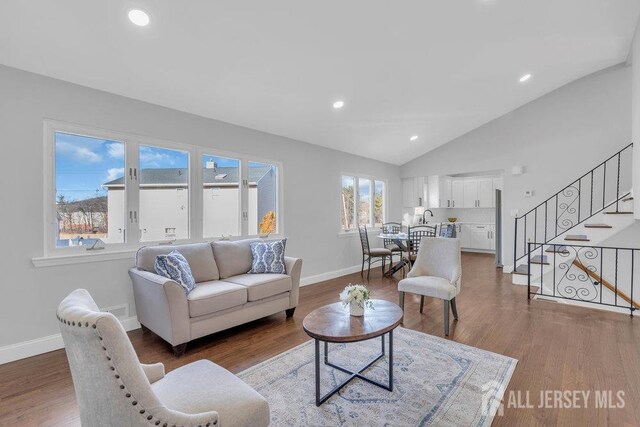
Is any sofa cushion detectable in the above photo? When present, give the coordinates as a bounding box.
[211,239,261,279]
[225,274,292,302]
[137,242,219,282]
[187,281,247,317]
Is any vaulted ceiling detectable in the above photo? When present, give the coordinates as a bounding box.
[1,1,639,165]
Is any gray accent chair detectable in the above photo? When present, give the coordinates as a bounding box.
[398,237,462,336]
[57,289,270,427]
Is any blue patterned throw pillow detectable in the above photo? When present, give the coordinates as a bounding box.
[248,239,287,274]
[154,251,196,295]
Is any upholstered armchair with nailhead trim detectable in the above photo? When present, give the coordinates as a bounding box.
[57,289,270,427]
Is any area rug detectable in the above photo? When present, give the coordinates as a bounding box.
[238,327,517,426]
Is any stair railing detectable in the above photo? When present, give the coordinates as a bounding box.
[527,242,638,316]
[514,143,633,269]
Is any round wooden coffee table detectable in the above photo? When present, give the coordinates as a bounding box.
[302,299,403,406]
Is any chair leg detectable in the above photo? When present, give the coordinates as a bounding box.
[399,292,405,322]
[361,255,365,277]
[382,256,386,274]
[443,300,450,336]
[367,258,371,280]
[451,297,459,320]
[419,296,424,314]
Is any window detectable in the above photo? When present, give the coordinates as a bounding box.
[202,155,241,238]
[340,176,355,231]
[249,161,278,236]
[138,145,190,242]
[340,175,385,232]
[44,121,283,258]
[55,132,126,248]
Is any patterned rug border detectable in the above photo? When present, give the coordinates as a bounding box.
[238,327,518,426]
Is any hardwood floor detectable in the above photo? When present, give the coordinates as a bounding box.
[1,253,639,426]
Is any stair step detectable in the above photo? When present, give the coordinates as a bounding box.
[530,255,549,265]
[565,235,590,242]
[584,223,613,229]
[605,211,634,215]
[546,245,569,254]
[513,264,529,275]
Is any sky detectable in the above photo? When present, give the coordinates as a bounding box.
[55,132,188,201]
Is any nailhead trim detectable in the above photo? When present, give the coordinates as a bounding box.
[57,313,217,427]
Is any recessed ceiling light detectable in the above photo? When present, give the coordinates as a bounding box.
[128,9,150,26]
[519,73,532,83]
[410,135,419,142]
[332,100,345,109]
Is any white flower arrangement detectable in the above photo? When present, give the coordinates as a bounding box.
[339,284,374,309]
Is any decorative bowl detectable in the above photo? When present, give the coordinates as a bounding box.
[448,217,457,223]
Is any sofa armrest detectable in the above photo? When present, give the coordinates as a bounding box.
[128,268,191,346]
[141,362,165,384]
[284,257,302,308]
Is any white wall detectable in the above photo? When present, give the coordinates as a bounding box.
[401,64,632,267]
[0,65,401,351]
[631,20,640,219]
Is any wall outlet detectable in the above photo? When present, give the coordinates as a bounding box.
[101,304,129,319]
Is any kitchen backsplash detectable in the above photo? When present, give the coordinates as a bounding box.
[401,208,495,224]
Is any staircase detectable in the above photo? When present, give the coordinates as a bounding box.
[512,143,638,315]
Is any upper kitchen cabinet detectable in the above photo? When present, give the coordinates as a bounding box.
[451,178,464,208]
[426,175,451,208]
[402,176,426,208]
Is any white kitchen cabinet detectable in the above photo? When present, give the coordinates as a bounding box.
[470,224,492,250]
[489,225,496,250]
[458,224,472,248]
[451,179,464,208]
[402,177,426,207]
[477,178,494,208]
[427,176,452,208]
[463,179,477,208]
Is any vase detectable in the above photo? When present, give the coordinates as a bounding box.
[349,300,364,317]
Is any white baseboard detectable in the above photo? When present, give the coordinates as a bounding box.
[300,264,363,287]
[0,316,141,365]
[2,266,373,365]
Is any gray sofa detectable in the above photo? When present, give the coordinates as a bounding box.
[129,239,302,355]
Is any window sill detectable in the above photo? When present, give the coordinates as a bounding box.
[337,230,380,238]
[32,250,136,268]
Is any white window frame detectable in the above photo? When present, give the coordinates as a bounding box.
[339,173,387,235]
[38,120,283,265]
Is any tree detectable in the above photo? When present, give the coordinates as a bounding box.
[259,210,276,235]
[341,185,354,230]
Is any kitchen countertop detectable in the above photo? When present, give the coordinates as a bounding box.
[433,221,495,225]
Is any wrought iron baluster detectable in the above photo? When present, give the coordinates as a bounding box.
[599,248,603,305]
[615,249,618,307]
[577,179,581,223]
[534,208,538,250]
[616,153,621,212]
[553,244,556,298]
[603,162,607,211]
[524,216,527,257]
[590,170,594,217]
[527,243,531,300]
[544,201,548,243]
[631,251,635,316]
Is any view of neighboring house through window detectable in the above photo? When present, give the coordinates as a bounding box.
[137,145,189,242]
[249,161,278,236]
[340,175,385,232]
[49,123,283,255]
[55,132,125,248]
[203,155,241,238]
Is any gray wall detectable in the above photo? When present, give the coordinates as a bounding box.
[0,65,401,348]
[632,21,640,219]
[401,64,632,266]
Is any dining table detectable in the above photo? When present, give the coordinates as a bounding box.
[377,232,412,277]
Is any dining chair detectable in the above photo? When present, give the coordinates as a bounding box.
[358,225,392,280]
[407,224,437,265]
[381,222,403,267]
[398,237,462,336]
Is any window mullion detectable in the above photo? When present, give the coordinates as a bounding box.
[240,159,249,236]
[126,140,140,247]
